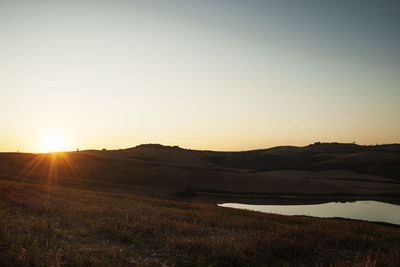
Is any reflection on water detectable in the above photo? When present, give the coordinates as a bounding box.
[218,201,400,225]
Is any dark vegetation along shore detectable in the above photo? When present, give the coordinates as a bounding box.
[1,142,400,265]
[1,180,400,266]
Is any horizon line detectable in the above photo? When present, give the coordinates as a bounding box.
[3,141,400,154]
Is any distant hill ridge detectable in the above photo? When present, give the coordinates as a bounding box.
[121,142,400,153]
[101,142,400,179]
[129,144,185,151]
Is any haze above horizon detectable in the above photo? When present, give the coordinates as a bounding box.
[1,0,399,153]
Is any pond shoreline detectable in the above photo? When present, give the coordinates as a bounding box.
[218,200,400,226]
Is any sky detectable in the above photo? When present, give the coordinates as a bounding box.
[1,0,399,152]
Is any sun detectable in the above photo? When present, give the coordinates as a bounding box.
[43,132,67,152]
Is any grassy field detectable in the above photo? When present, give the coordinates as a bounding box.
[1,180,400,266]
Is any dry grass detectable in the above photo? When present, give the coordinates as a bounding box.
[0,180,399,266]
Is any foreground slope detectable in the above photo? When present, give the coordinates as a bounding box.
[1,180,399,266]
[0,143,399,203]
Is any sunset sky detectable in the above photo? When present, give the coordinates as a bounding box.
[1,0,399,152]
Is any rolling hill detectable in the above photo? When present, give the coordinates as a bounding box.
[1,142,399,204]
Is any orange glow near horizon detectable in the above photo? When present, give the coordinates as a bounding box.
[42,132,68,153]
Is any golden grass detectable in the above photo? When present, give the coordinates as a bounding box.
[0,180,399,266]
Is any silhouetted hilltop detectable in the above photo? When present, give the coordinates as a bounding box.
[105,144,207,165]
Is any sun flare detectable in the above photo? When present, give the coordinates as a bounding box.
[43,133,67,152]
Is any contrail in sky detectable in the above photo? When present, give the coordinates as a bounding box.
[32,78,65,86]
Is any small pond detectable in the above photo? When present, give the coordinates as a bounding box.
[218,201,400,225]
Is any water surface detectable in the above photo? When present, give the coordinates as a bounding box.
[218,201,400,225]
